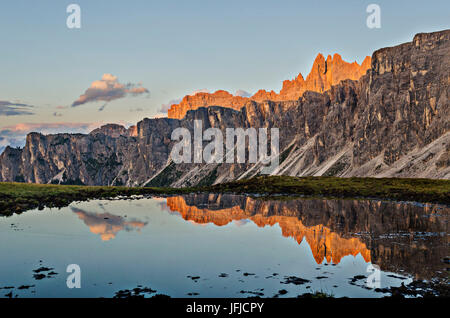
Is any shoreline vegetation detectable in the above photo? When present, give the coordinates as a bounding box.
[0,176,449,216]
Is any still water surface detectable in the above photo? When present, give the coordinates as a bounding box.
[0,194,448,298]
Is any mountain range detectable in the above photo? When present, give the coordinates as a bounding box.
[168,53,371,119]
[0,29,448,186]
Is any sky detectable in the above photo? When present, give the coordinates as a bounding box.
[0,0,449,151]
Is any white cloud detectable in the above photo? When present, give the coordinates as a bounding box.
[235,89,252,97]
[72,74,150,107]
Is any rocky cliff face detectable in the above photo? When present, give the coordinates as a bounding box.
[168,53,371,119]
[0,30,449,185]
[167,90,249,120]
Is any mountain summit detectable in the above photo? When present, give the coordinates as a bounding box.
[168,53,371,119]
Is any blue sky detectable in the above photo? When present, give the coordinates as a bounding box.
[0,0,449,150]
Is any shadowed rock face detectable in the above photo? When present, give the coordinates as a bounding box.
[0,30,449,185]
[165,194,449,280]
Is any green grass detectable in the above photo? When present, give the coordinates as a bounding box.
[0,182,191,216]
[207,176,450,204]
[0,175,449,215]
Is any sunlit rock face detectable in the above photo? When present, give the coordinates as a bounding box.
[166,194,449,280]
[253,54,371,102]
[168,90,249,120]
[168,54,371,119]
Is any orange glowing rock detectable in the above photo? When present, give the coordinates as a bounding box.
[167,54,371,119]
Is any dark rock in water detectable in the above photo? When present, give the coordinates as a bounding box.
[281,276,311,285]
[243,272,255,276]
[218,273,228,278]
[315,276,328,280]
[297,292,333,298]
[114,290,144,299]
[387,274,407,280]
[375,287,391,294]
[33,274,46,280]
[33,267,53,273]
[32,266,57,280]
[114,286,157,298]
[349,275,367,283]
[18,285,35,290]
[240,290,264,297]
[133,287,156,294]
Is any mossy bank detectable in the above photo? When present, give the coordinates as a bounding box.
[0,176,449,215]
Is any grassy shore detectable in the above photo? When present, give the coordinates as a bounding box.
[0,176,449,215]
[206,176,450,204]
[0,182,190,215]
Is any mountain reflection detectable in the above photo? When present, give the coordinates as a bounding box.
[166,194,449,280]
[71,207,147,241]
[166,196,371,265]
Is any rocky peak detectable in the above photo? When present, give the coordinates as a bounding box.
[167,53,371,119]
[89,124,136,138]
[167,90,248,119]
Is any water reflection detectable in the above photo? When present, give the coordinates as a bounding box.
[166,196,371,265]
[165,194,449,281]
[1,194,447,298]
[71,206,147,241]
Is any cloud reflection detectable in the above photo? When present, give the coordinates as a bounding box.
[70,206,147,241]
